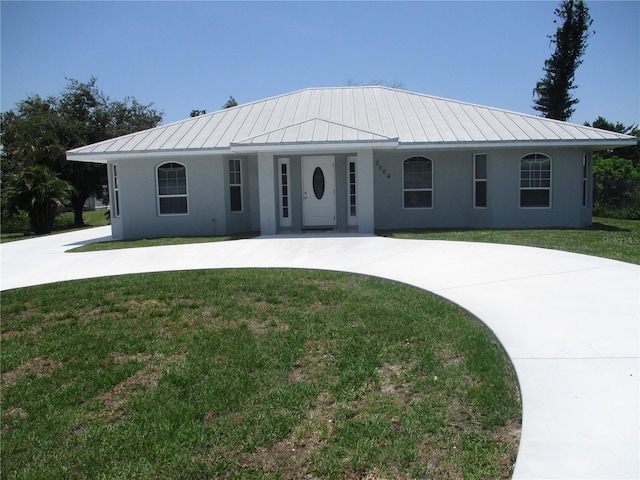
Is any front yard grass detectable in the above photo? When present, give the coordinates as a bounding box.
[380,217,640,265]
[1,210,110,243]
[68,217,640,264]
[1,269,521,479]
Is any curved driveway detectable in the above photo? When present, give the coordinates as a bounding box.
[1,226,638,479]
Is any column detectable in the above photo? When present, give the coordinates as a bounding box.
[257,152,277,235]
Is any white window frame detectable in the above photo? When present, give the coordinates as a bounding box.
[347,155,357,225]
[229,159,243,213]
[111,163,120,217]
[473,153,487,209]
[278,158,291,227]
[156,162,188,216]
[403,156,433,209]
[520,153,552,209]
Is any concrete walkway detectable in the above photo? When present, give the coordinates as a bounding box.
[1,226,638,479]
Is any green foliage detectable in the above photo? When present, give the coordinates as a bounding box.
[585,117,639,164]
[593,155,640,219]
[1,77,163,227]
[533,0,593,121]
[222,95,238,109]
[2,164,70,234]
[585,116,640,219]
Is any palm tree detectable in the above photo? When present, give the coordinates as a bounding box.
[3,165,70,234]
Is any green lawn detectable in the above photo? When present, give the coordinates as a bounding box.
[1,210,110,243]
[1,269,520,479]
[68,216,640,265]
[5,216,635,477]
[380,217,640,265]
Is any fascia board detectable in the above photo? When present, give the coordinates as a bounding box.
[66,148,228,163]
[396,138,638,151]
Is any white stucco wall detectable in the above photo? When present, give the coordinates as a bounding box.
[106,145,592,240]
[373,147,592,230]
[109,155,226,240]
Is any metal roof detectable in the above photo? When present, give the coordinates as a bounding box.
[67,86,637,162]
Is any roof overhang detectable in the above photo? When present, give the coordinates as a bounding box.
[396,138,638,151]
[66,148,229,164]
[67,137,636,164]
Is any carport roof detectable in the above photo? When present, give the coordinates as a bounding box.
[67,86,637,162]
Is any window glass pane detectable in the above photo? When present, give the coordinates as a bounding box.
[403,157,433,208]
[313,167,325,200]
[114,191,120,216]
[521,190,550,207]
[159,197,187,214]
[230,185,242,212]
[158,163,186,195]
[475,181,487,208]
[475,155,487,179]
[404,190,432,208]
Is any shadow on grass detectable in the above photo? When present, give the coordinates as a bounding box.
[587,222,630,232]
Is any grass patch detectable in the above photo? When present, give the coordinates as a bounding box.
[379,217,640,265]
[65,217,639,264]
[70,232,260,252]
[1,210,110,243]
[1,269,521,479]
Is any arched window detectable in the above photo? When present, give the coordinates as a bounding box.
[520,153,551,208]
[403,156,433,208]
[157,162,188,215]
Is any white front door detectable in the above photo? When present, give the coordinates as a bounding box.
[302,156,336,227]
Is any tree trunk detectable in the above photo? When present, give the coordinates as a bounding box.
[73,203,85,226]
[70,194,87,226]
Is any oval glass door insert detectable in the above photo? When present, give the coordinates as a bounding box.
[313,167,325,199]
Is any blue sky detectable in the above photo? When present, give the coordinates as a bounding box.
[2,1,638,127]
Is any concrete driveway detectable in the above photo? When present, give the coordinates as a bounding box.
[1,226,638,479]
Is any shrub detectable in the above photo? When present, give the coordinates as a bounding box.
[593,155,640,220]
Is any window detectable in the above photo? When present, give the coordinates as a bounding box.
[474,154,487,208]
[229,159,242,212]
[157,162,188,215]
[582,153,588,208]
[112,164,120,217]
[347,156,357,224]
[403,156,433,208]
[278,158,291,227]
[520,153,551,208]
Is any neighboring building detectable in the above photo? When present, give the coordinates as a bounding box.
[66,87,637,240]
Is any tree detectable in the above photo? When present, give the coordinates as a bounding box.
[190,109,207,117]
[1,77,163,227]
[586,116,640,219]
[222,96,238,109]
[533,0,593,121]
[2,165,70,234]
[584,117,639,163]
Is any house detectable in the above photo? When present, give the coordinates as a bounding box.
[66,87,637,240]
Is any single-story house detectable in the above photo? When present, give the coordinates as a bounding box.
[66,87,637,240]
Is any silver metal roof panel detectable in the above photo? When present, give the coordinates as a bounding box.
[67,86,637,162]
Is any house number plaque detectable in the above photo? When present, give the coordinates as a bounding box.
[375,160,391,179]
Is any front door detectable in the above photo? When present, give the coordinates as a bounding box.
[302,156,336,227]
